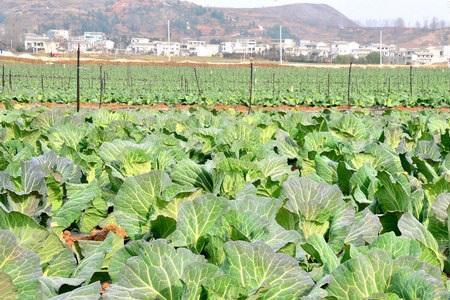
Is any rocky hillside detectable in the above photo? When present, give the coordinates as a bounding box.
[0,0,448,47]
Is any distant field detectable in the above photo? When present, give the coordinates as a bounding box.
[0,60,449,108]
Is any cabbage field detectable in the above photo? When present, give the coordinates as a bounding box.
[0,106,449,299]
[1,62,450,107]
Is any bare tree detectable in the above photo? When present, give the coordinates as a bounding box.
[430,17,438,30]
[2,14,26,50]
[394,18,405,28]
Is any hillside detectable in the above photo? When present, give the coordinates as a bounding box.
[0,0,448,47]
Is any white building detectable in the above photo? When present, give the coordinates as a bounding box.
[273,39,297,50]
[352,47,373,59]
[127,38,156,54]
[220,41,236,54]
[84,32,106,43]
[67,32,112,52]
[331,41,360,56]
[197,44,220,57]
[83,32,107,49]
[68,36,88,52]
[24,33,59,53]
[367,43,397,58]
[404,47,448,65]
[95,40,115,52]
[235,39,257,54]
[220,39,258,55]
[180,40,220,57]
[47,29,70,41]
[181,40,206,56]
[293,41,331,57]
[155,41,180,56]
[442,46,450,58]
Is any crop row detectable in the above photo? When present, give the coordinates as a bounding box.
[0,107,448,299]
[1,62,450,107]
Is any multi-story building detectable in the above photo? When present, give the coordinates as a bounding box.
[24,33,59,53]
[67,36,88,52]
[180,40,220,57]
[127,38,156,54]
[155,41,181,56]
[67,32,113,53]
[47,29,70,41]
[331,41,360,56]
[220,39,259,55]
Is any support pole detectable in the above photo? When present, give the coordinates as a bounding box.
[99,65,103,108]
[168,20,171,62]
[379,30,383,65]
[193,67,202,98]
[76,44,80,112]
[248,61,254,114]
[327,73,331,98]
[272,73,276,100]
[8,70,12,90]
[347,62,353,106]
[1,65,4,92]
[409,65,413,98]
[279,25,283,65]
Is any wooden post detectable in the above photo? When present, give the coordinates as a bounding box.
[76,44,80,112]
[388,76,391,94]
[193,68,202,97]
[409,65,413,98]
[1,65,4,92]
[103,71,107,90]
[248,62,254,114]
[41,74,44,93]
[127,65,131,87]
[272,73,276,100]
[99,65,103,108]
[347,62,353,106]
[8,70,12,90]
[327,73,330,98]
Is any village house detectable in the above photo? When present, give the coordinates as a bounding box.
[180,40,220,57]
[293,41,330,58]
[155,41,181,56]
[351,47,373,60]
[180,40,206,56]
[24,33,59,53]
[67,32,113,53]
[47,29,70,41]
[331,41,360,56]
[221,39,258,56]
[68,36,88,52]
[127,38,156,54]
[196,44,220,57]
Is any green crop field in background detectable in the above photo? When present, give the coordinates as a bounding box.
[1,62,450,107]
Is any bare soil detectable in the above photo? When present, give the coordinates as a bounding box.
[62,224,127,247]
[1,54,445,69]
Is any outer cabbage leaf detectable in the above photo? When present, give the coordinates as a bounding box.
[0,230,42,300]
[213,241,314,299]
[113,171,170,239]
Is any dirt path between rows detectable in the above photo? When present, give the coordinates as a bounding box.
[1,54,446,69]
[3,102,450,113]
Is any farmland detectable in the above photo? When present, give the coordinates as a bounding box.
[1,62,450,107]
[0,105,449,299]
